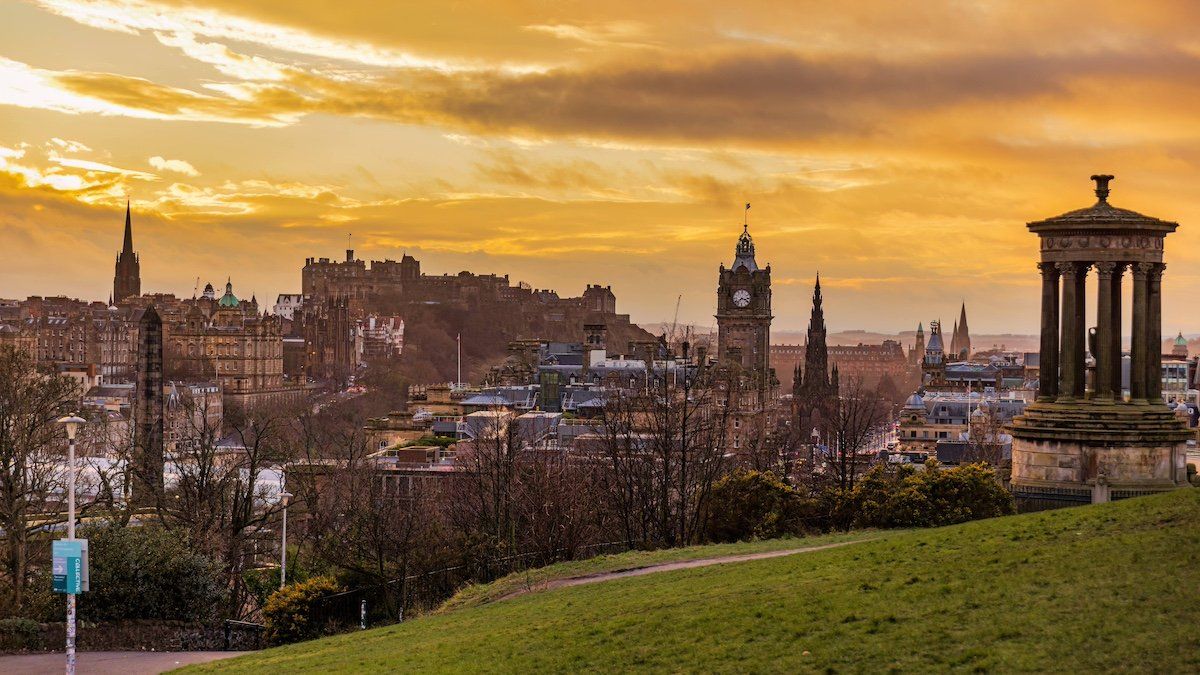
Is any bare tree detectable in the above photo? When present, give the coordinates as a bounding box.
[445,411,522,578]
[820,377,889,493]
[514,444,603,566]
[0,346,79,611]
[167,400,295,618]
[596,363,730,549]
[964,403,1010,479]
[309,443,439,619]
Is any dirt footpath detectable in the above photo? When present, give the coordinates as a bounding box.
[498,540,864,602]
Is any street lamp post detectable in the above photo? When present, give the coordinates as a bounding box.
[279,488,292,590]
[57,414,85,675]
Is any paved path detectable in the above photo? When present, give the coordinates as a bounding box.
[0,650,243,674]
[498,540,863,602]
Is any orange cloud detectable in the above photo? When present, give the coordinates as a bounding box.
[6,0,1200,335]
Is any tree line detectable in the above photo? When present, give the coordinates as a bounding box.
[0,344,1012,639]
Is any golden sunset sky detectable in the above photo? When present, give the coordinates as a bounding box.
[3,0,1200,334]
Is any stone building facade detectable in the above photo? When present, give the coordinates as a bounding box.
[158,281,298,409]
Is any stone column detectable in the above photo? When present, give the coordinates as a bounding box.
[1109,263,1124,402]
[1094,262,1117,402]
[1130,263,1151,404]
[1057,262,1083,402]
[1149,263,1164,404]
[1072,263,1088,398]
[1037,262,1060,402]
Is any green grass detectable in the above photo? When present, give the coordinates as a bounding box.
[441,530,879,612]
[186,490,1200,673]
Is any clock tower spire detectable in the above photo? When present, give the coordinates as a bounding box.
[716,217,773,384]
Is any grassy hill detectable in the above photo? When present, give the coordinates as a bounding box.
[187,489,1200,673]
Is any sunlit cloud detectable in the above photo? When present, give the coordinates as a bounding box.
[148,156,199,176]
[0,56,298,126]
[49,153,158,179]
[152,30,292,81]
[48,138,92,153]
[31,0,496,72]
[6,0,1200,333]
[523,22,657,50]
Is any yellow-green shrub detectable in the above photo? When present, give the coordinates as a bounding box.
[262,576,342,645]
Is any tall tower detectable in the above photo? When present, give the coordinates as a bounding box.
[133,305,164,507]
[794,276,838,400]
[716,223,772,383]
[113,201,141,302]
[793,275,838,433]
[950,302,971,359]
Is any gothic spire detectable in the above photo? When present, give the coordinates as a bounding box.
[113,200,142,302]
[808,273,825,333]
[800,274,830,393]
[956,302,971,357]
[122,200,134,254]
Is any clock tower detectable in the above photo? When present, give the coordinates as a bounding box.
[716,223,773,383]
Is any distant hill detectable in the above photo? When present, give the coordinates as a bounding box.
[190,490,1200,673]
[645,323,1042,353]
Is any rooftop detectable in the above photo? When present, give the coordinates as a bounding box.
[1027,175,1178,233]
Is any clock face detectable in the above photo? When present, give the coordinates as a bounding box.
[732,289,752,308]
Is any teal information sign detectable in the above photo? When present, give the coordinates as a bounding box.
[52,540,83,594]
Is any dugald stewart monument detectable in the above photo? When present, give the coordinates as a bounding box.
[1011,176,1192,506]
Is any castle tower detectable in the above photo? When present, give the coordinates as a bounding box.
[113,201,141,302]
[716,223,772,384]
[1011,175,1191,508]
[133,305,164,507]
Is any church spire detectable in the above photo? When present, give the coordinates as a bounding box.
[113,201,141,302]
[955,302,971,358]
[122,200,134,254]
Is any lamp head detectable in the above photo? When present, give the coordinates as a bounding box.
[57,415,86,441]
[279,490,293,507]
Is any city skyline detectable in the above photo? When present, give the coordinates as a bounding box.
[5,1,1200,333]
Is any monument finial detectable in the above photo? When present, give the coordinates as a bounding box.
[1090,174,1114,203]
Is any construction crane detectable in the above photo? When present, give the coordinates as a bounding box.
[669,294,682,347]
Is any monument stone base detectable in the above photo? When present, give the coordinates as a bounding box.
[1010,401,1191,510]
